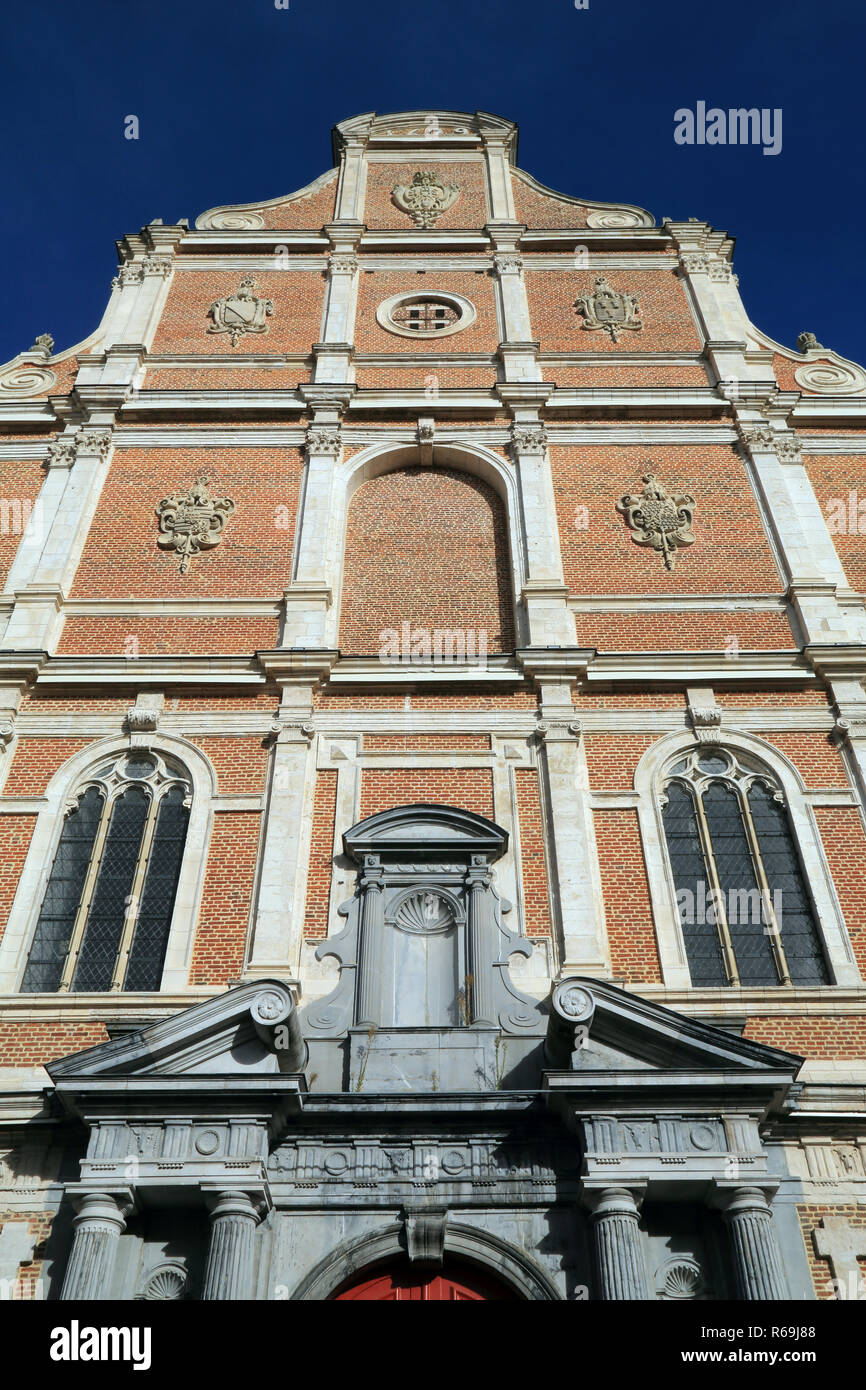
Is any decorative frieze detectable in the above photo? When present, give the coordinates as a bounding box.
[575,276,642,342]
[616,472,696,570]
[207,276,274,347]
[267,1136,581,1187]
[156,477,235,574]
[391,170,460,228]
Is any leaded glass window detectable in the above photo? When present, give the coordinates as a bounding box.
[661,747,829,988]
[21,753,190,993]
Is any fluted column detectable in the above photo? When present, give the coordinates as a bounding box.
[586,1187,651,1300]
[720,1186,788,1300]
[202,1191,260,1301]
[61,1191,130,1300]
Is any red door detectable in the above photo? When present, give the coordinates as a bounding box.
[334,1261,516,1301]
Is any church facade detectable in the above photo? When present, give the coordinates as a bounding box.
[0,108,865,1301]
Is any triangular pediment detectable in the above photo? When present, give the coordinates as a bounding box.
[46,979,299,1081]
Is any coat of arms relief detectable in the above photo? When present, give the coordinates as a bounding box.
[616,472,696,570]
[156,477,235,574]
[207,276,274,346]
[575,275,642,342]
[392,170,460,228]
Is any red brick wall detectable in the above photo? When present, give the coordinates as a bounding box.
[797,1204,866,1298]
[338,466,515,654]
[187,812,260,985]
[0,1023,107,1066]
[763,733,851,788]
[525,269,701,353]
[514,768,553,939]
[151,270,326,355]
[313,690,538,710]
[594,808,662,982]
[0,459,47,590]
[57,616,279,655]
[354,270,497,353]
[69,447,303,600]
[257,173,337,227]
[804,455,866,591]
[577,611,795,651]
[363,734,490,750]
[193,737,270,794]
[0,815,36,944]
[511,172,590,227]
[359,768,495,820]
[745,1015,866,1057]
[583,734,657,790]
[304,769,337,940]
[353,366,497,390]
[814,806,866,975]
[552,443,783,596]
[363,159,489,229]
[3,740,93,796]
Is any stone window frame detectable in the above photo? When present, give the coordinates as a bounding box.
[633,729,860,989]
[375,290,477,339]
[0,734,216,996]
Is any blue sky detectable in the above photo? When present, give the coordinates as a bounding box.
[3,0,864,366]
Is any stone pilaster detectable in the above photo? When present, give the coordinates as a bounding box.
[718,1186,788,1300]
[355,856,385,1026]
[533,679,609,975]
[247,705,316,979]
[60,1190,132,1301]
[585,1186,651,1301]
[201,1190,260,1301]
[4,426,115,652]
[466,857,495,1025]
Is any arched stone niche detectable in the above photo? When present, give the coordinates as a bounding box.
[300,804,546,1091]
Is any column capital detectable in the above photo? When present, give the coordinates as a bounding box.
[581,1182,647,1217]
[68,1186,136,1225]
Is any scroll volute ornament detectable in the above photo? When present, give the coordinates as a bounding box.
[616,472,696,570]
[156,477,235,574]
[392,171,460,228]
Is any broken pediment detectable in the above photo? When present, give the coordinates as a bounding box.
[46,979,306,1082]
[544,977,803,1119]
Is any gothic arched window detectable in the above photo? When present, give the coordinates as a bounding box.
[661,747,829,988]
[21,752,190,994]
